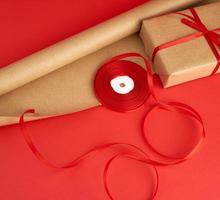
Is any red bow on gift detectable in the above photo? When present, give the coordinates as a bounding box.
[152,8,220,75]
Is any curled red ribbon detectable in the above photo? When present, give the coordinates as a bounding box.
[103,153,159,200]
[152,8,220,75]
[20,111,160,199]
[94,52,205,165]
[19,52,205,199]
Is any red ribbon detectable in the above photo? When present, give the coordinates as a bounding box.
[19,52,205,199]
[20,111,160,199]
[97,53,205,165]
[152,8,220,75]
[94,58,150,112]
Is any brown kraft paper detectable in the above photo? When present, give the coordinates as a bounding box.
[0,0,202,96]
[0,0,203,126]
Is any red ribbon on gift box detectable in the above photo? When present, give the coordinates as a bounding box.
[152,8,220,75]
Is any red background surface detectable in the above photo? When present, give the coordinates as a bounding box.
[0,0,220,200]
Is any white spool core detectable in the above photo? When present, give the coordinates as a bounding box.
[110,75,134,94]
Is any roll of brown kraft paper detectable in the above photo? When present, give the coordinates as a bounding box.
[0,0,203,126]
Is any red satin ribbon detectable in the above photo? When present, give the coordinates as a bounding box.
[20,111,160,199]
[19,52,205,199]
[95,52,205,165]
[94,59,150,112]
[103,153,159,200]
[152,8,220,75]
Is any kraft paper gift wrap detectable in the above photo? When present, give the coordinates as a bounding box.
[140,2,220,88]
[0,0,201,97]
[0,0,204,126]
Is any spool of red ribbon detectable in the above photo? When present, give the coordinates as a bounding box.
[94,59,149,112]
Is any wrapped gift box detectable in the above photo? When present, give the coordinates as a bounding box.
[140,2,220,87]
